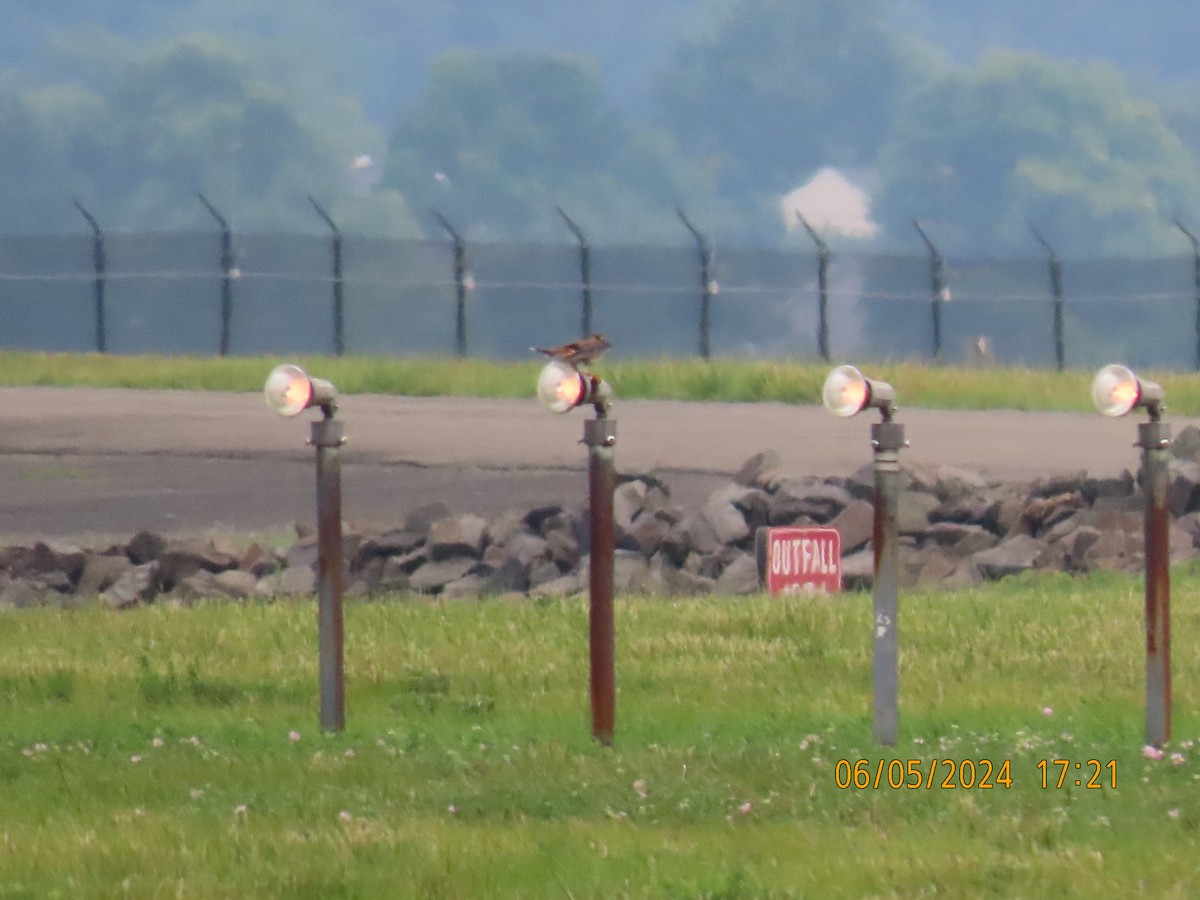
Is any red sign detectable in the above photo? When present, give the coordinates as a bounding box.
[757,526,842,595]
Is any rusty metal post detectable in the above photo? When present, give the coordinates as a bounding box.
[799,215,831,363]
[677,208,713,360]
[913,221,945,364]
[557,207,593,338]
[1176,221,1200,371]
[871,419,905,746]
[583,413,617,746]
[198,193,234,356]
[73,199,107,353]
[309,196,345,357]
[311,413,346,733]
[1031,226,1065,371]
[1138,418,1171,747]
[431,209,468,357]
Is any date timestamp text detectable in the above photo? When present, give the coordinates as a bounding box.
[833,758,1118,790]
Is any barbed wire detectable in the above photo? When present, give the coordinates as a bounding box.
[0,268,1192,305]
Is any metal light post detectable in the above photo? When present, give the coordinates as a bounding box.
[536,357,616,745]
[1092,364,1171,747]
[823,365,905,746]
[265,364,346,733]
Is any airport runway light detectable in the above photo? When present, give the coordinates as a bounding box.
[537,358,612,415]
[822,364,896,419]
[1092,363,1164,420]
[265,363,337,418]
[265,363,346,733]
[537,358,616,746]
[1092,363,1171,747]
[822,364,904,747]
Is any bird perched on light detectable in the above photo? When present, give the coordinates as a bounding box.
[531,333,612,369]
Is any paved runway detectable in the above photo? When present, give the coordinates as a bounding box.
[0,386,1173,542]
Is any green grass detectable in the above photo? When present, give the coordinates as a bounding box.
[2,571,1199,897]
[7,349,1200,414]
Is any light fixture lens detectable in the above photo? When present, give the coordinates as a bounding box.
[1092,364,1140,417]
[822,365,870,417]
[265,364,314,417]
[537,360,584,413]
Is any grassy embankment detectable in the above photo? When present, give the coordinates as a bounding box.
[5,349,1200,413]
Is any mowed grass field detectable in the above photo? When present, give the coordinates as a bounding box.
[2,351,1200,896]
[2,571,1199,898]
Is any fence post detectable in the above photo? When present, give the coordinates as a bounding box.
[798,214,831,363]
[197,193,234,356]
[1176,220,1200,372]
[72,199,106,353]
[913,221,945,364]
[677,208,713,360]
[1031,225,1065,371]
[309,196,345,357]
[557,207,593,338]
[431,209,468,357]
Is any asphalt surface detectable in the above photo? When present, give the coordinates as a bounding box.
[0,386,1171,543]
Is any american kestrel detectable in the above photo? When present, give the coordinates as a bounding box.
[531,333,612,368]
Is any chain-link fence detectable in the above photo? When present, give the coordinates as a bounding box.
[2,228,1198,369]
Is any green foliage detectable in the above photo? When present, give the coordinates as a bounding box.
[384,51,713,243]
[3,2,1200,255]
[875,51,1200,255]
[0,30,414,235]
[893,0,1200,85]
[653,0,917,196]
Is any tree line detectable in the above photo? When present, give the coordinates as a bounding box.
[1,0,1198,257]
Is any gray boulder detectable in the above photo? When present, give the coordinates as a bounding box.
[734,449,783,489]
[102,562,158,608]
[829,500,874,554]
[701,486,755,545]
[76,552,133,596]
[713,553,760,596]
[971,535,1045,580]
[428,514,488,560]
[409,558,477,594]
